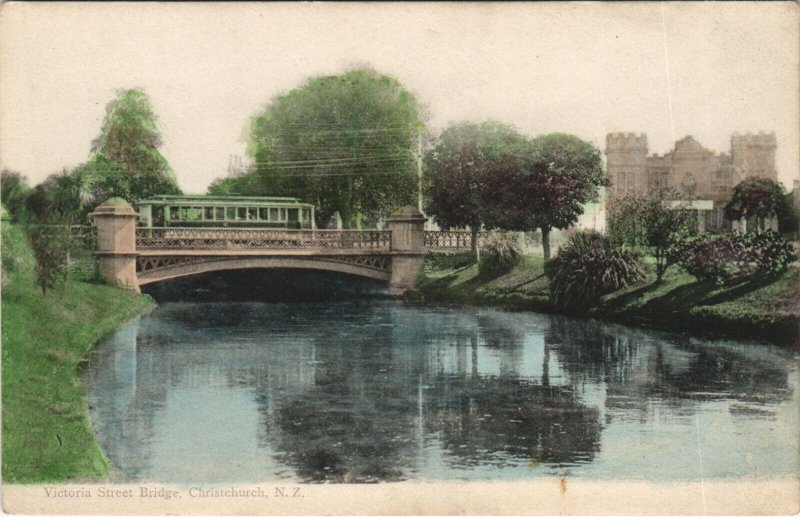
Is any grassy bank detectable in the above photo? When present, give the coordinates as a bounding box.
[412,254,800,345]
[1,221,155,483]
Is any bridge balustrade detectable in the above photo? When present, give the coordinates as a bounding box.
[423,230,490,254]
[135,227,392,253]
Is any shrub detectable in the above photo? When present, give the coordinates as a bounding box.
[607,190,698,282]
[478,231,522,277]
[25,225,71,294]
[545,231,646,310]
[424,254,474,274]
[676,230,795,284]
[741,230,796,275]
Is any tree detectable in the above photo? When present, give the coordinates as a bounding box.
[74,154,131,207]
[0,170,31,221]
[207,177,239,196]
[91,88,180,203]
[607,189,697,282]
[26,225,71,294]
[423,122,525,259]
[482,133,606,259]
[20,167,99,225]
[245,69,423,228]
[724,178,789,231]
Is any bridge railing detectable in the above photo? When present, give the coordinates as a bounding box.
[424,230,490,254]
[134,227,519,254]
[135,227,392,253]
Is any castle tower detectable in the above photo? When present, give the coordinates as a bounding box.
[605,132,648,202]
[731,132,777,181]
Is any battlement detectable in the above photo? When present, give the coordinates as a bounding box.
[731,131,776,148]
[606,132,648,151]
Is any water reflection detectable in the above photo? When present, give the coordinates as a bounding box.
[86,301,798,483]
[547,316,792,418]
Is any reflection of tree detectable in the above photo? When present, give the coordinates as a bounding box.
[546,315,792,415]
[256,313,602,481]
[652,346,791,405]
[265,389,417,482]
[425,376,601,468]
[477,313,524,349]
[476,313,526,377]
[255,322,423,483]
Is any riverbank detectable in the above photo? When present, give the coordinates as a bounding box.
[410,255,800,345]
[1,222,155,483]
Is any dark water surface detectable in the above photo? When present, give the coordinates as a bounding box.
[86,300,799,484]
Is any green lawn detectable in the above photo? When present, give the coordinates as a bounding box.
[2,221,154,482]
[413,253,799,345]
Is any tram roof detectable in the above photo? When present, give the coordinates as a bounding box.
[139,195,315,207]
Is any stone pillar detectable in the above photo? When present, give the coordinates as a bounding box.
[386,206,427,297]
[90,198,140,292]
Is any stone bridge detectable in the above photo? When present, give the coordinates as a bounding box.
[91,199,477,296]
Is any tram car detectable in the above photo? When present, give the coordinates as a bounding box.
[137,195,316,229]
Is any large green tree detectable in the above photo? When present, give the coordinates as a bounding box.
[244,69,423,228]
[0,170,31,221]
[724,177,789,231]
[423,121,525,259]
[482,133,606,259]
[90,88,180,203]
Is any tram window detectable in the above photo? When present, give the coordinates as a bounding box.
[281,208,287,220]
[179,207,189,220]
[215,207,225,220]
[204,207,214,220]
[237,207,246,220]
[169,207,179,220]
[259,208,268,220]
[152,206,164,226]
[248,207,257,220]
[270,208,279,221]
[226,207,236,220]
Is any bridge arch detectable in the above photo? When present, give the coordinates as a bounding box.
[137,256,392,286]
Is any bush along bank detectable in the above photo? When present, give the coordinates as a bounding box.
[1,221,155,482]
[410,249,800,346]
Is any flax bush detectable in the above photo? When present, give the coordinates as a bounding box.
[544,231,646,311]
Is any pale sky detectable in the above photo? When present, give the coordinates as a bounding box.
[1,2,798,194]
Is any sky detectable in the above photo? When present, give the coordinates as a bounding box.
[1,2,798,194]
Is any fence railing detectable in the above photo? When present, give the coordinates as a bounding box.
[135,228,392,253]
[424,230,491,254]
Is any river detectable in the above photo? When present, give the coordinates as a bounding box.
[86,299,798,484]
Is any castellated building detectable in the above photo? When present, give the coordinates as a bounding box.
[605,132,777,229]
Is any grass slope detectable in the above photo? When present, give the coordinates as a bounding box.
[2,221,154,483]
[413,254,799,345]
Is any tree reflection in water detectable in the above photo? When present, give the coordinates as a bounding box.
[545,315,792,420]
[424,377,600,469]
[87,301,797,483]
[256,310,600,482]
